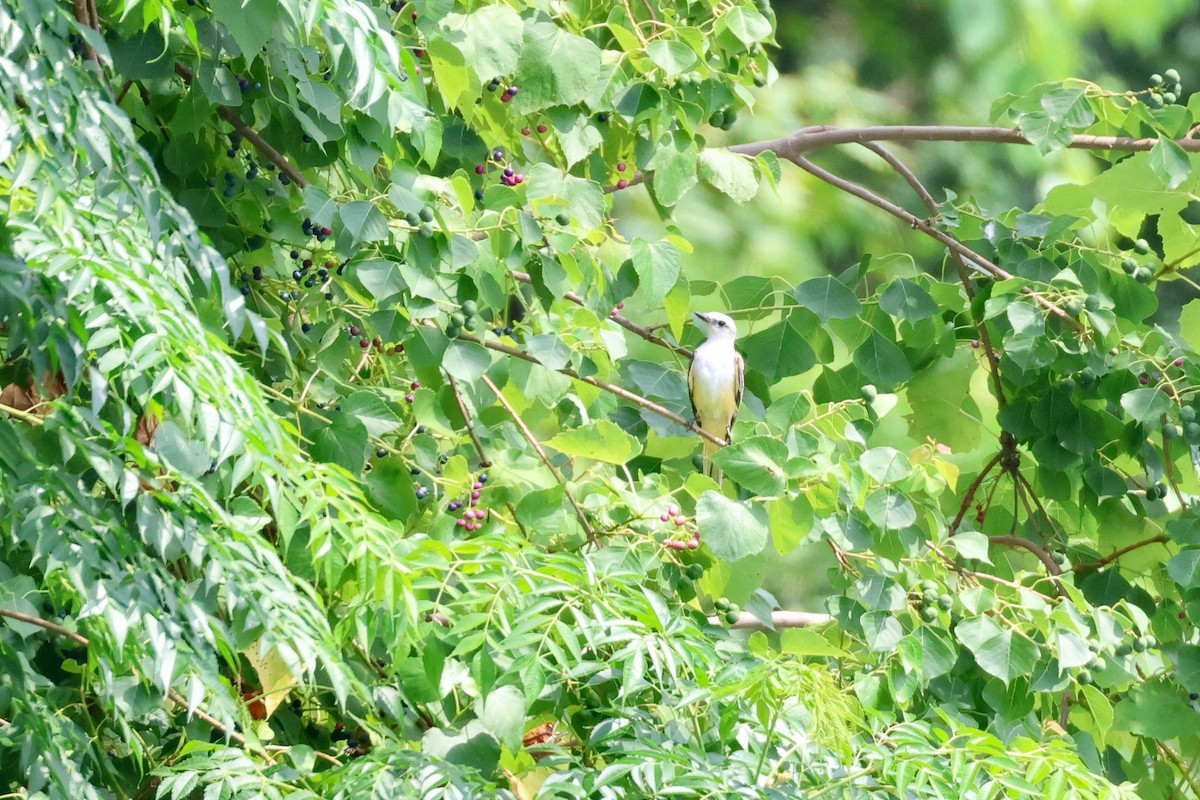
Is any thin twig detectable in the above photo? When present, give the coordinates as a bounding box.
[479,374,597,545]
[445,373,491,468]
[69,0,98,62]
[510,271,692,357]
[0,608,342,767]
[987,535,1066,596]
[1071,534,1170,573]
[949,452,1002,534]
[173,64,307,188]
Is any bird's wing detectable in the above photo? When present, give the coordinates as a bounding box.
[687,356,701,427]
[727,351,745,439]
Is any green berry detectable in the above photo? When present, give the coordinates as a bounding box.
[1134,238,1152,254]
[1089,656,1107,671]
[1165,68,1181,84]
[1163,92,1177,104]
[1077,669,1093,685]
[1115,642,1132,657]
[1181,406,1196,423]
[919,580,938,593]
[685,563,705,580]
[921,589,938,606]
[708,109,726,128]
[1121,257,1138,274]
[1185,422,1200,442]
[1165,424,1182,439]
[937,595,953,610]
[418,223,434,238]
[555,212,570,226]
[714,597,730,612]
[1064,298,1084,317]
[1146,635,1158,649]
[920,606,939,622]
[860,384,878,401]
[1060,376,1076,392]
[1146,93,1164,108]
[450,312,466,327]
[404,211,420,226]
[721,109,737,130]
[419,206,435,222]
[1134,267,1152,283]
[463,316,477,331]
[461,300,478,316]
[724,610,741,626]
[1134,636,1149,652]
[446,325,461,339]
[1151,73,1164,86]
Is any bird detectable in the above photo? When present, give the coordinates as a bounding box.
[688,311,744,480]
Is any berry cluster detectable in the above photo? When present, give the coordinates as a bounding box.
[708,106,738,130]
[661,505,700,550]
[1145,69,1183,108]
[713,597,741,626]
[1076,633,1157,686]
[446,300,478,339]
[1120,238,1157,283]
[913,580,953,623]
[486,78,521,103]
[448,473,490,531]
[402,205,438,238]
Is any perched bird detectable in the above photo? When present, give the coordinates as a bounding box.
[688,311,744,480]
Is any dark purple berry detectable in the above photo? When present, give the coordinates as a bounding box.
[349,325,360,336]
[377,447,388,457]
[597,112,609,123]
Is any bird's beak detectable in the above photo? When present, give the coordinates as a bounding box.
[692,312,711,326]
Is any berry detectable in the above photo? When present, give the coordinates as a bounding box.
[1165,68,1181,84]
[419,206,435,222]
[508,85,519,95]
[521,127,531,135]
[860,384,877,401]
[673,514,686,525]
[660,512,670,522]
[349,325,360,336]
[668,504,679,516]
[372,337,382,348]
[474,189,484,201]
[1151,73,1164,86]
[475,164,486,174]
[615,178,629,189]
[555,212,570,225]
[1134,238,1151,254]
[597,112,609,123]
[503,166,514,178]
[302,322,312,333]
[617,161,627,172]
[376,448,388,458]
[1175,358,1185,367]
[462,300,477,316]
[478,473,488,483]
[405,393,415,403]
[723,611,741,625]
[493,148,505,161]
[1077,669,1093,685]
[359,339,370,348]
[536,124,547,133]
[685,563,704,580]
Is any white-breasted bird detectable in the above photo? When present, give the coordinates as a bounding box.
[688,311,744,479]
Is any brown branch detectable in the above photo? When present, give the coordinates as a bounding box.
[950,451,1002,534]
[1071,534,1171,573]
[0,608,342,767]
[988,535,1066,596]
[173,64,307,188]
[709,610,834,630]
[509,271,692,357]
[790,155,1084,332]
[70,0,98,62]
[853,141,1008,407]
[1161,422,1190,510]
[729,124,1200,160]
[480,374,597,545]
[452,329,726,447]
[445,373,491,468]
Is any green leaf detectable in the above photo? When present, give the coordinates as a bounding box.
[1149,137,1192,190]
[338,201,388,248]
[365,459,418,522]
[714,7,772,46]
[879,278,938,321]
[859,447,911,483]
[853,331,912,389]
[1114,681,1200,740]
[710,436,788,495]
[341,391,402,437]
[442,340,492,382]
[864,488,916,530]
[545,420,643,465]
[648,131,698,207]
[210,0,279,59]
[428,39,470,110]
[768,494,812,554]
[311,415,368,473]
[511,20,603,114]
[479,685,525,750]
[303,184,337,228]
[954,615,1038,685]
[630,238,681,307]
[526,164,605,230]
[444,5,523,82]
[697,149,758,203]
[356,260,406,303]
[645,40,697,76]
[741,312,816,382]
[1120,387,1170,424]
[697,491,769,562]
[1168,548,1200,589]
[794,276,862,321]
[900,628,956,680]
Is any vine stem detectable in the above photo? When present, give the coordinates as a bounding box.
[1071,534,1171,573]
[0,608,342,767]
[173,65,308,188]
[479,374,597,545]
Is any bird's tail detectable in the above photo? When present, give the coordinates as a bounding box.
[702,437,723,484]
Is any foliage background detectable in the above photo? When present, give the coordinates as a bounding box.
[4,0,1200,798]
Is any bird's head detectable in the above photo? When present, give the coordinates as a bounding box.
[693,311,737,341]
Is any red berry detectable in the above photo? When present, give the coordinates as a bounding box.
[686,538,700,550]
[536,124,547,133]
[405,393,415,402]
[1176,358,1185,367]
[411,380,421,390]
[457,518,467,527]
[674,515,686,525]
[1140,373,1150,385]
[471,490,481,500]
[668,505,679,516]
[414,49,425,58]
[359,339,370,348]
[372,337,382,347]
[660,512,670,522]
[616,179,628,190]
[349,325,360,336]
[475,164,485,174]
[616,302,625,310]
[501,92,512,103]
[970,340,980,348]
[473,481,483,489]
[521,127,531,135]
[514,173,524,184]
[617,161,627,172]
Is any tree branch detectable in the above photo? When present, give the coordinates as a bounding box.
[950,451,1002,534]
[453,329,726,447]
[729,124,1200,160]
[1071,534,1171,573]
[445,373,491,468]
[173,64,307,188]
[790,155,1084,331]
[710,610,834,630]
[479,374,597,545]
[0,608,342,767]
[510,271,692,358]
